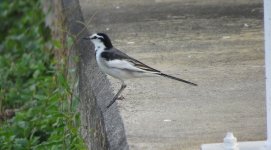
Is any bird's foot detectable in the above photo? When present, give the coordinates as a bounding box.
[117,96,125,100]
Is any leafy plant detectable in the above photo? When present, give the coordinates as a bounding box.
[0,0,86,149]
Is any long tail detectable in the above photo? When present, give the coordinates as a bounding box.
[158,73,197,86]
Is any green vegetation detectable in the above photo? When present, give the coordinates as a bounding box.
[0,0,85,149]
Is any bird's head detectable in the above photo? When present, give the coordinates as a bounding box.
[83,33,113,49]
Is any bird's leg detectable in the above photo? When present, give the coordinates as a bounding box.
[106,83,127,108]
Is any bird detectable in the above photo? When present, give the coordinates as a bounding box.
[83,33,197,108]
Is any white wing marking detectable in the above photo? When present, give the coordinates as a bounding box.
[105,59,152,73]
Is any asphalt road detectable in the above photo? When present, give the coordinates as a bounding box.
[80,0,265,149]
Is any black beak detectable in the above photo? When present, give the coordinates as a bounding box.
[82,37,91,40]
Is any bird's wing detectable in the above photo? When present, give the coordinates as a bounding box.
[101,48,161,73]
[126,56,160,73]
[101,48,198,86]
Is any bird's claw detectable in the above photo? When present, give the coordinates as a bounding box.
[117,96,125,100]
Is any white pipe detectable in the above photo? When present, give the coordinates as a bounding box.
[264,0,271,149]
[224,132,239,150]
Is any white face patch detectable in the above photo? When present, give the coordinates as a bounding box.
[92,40,105,52]
[89,33,106,51]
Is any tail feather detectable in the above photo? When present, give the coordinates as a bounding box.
[159,73,197,86]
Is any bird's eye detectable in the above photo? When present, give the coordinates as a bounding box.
[91,36,98,39]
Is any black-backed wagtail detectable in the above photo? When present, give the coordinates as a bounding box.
[83,33,197,108]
